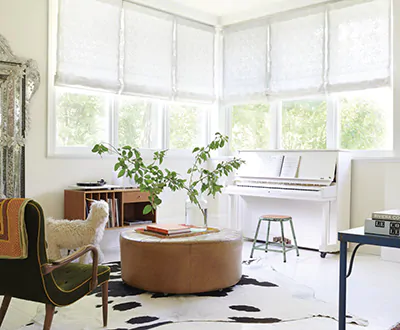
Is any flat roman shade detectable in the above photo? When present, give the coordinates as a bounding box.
[56,0,122,92]
[176,18,215,102]
[223,21,268,102]
[269,9,325,97]
[327,0,391,92]
[123,3,173,98]
[222,0,390,102]
[56,0,216,102]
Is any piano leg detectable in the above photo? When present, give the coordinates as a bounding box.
[320,201,331,257]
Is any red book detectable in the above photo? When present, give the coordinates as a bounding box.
[146,224,191,235]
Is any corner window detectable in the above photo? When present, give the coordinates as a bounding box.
[117,96,161,149]
[281,99,327,150]
[338,88,392,150]
[167,104,208,150]
[230,104,270,151]
[52,87,209,154]
[55,87,110,148]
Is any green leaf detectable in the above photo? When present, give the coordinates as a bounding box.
[118,169,126,177]
[192,147,200,153]
[143,205,153,215]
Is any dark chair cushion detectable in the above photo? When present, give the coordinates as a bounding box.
[45,264,110,306]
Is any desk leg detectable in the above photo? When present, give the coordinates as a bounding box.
[339,240,347,330]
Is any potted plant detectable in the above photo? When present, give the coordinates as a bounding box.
[92,132,244,228]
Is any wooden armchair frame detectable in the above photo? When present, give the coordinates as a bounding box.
[0,245,108,330]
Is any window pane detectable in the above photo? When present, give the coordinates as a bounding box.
[282,99,327,149]
[168,104,207,149]
[231,104,270,151]
[56,88,109,147]
[118,96,158,149]
[339,88,392,150]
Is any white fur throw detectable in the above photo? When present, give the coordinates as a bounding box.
[46,200,109,264]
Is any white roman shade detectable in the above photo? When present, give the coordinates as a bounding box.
[223,21,268,102]
[176,18,215,102]
[269,9,325,97]
[56,0,216,102]
[56,0,122,92]
[222,0,390,102]
[328,0,391,91]
[123,3,174,98]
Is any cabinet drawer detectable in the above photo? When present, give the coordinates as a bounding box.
[124,191,149,203]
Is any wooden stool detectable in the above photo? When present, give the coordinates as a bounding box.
[250,215,299,263]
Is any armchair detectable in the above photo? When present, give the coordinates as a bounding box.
[0,199,110,330]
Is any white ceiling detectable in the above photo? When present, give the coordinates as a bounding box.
[137,0,330,25]
[169,0,285,17]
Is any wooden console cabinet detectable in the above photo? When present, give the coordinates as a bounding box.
[64,188,156,228]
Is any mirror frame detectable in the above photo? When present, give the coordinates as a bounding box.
[0,34,40,198]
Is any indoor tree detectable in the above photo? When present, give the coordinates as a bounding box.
[92,132,245,227]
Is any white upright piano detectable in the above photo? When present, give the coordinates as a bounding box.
[222,150,351,257]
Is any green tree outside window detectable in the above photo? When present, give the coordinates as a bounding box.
[118,97,153,148]
[168,105,207,150]
[282,100,327,150]
[339,93,387,150]
[231,104,270,151]
[56,91,108,147]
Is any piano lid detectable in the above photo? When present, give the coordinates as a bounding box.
[235,150,337,186]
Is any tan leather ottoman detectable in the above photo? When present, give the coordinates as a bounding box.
[120,228,243,294]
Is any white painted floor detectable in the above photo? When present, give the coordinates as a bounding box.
[2,240,400,330]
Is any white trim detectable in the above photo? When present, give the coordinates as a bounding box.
[47,0,58,157]
[127,0,218,26]
[392,0,400,156]
[269,101,280,149]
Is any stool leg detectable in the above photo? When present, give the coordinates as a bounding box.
[265,221,271,253]
[280,220,286,263]
[289,218,300,257]
[250,219,262,258]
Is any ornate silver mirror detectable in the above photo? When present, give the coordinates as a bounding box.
[0,34,40,198]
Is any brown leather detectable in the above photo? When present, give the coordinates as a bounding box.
[120,229,243,294]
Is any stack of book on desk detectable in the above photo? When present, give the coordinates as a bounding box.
[365,210,400,237]
[145,224,191,236]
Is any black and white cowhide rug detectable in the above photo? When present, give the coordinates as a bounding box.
[22,259,367,330]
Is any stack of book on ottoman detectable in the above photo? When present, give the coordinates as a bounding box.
[145,224,191,236]
[365,210,400,237]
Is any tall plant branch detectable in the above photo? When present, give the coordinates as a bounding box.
[92,132,245,222]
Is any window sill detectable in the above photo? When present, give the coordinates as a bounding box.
[47,147,198,161]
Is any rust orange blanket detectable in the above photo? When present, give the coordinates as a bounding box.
[0,198,30,259]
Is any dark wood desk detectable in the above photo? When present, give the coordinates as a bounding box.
[338,227,400,330]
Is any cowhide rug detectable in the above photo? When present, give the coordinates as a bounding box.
[22,259,368,330]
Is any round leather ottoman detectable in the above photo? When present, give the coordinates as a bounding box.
[120,228,243,294]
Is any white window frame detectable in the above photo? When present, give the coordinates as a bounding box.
[227,87,393,154]
[48,0,213,159]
